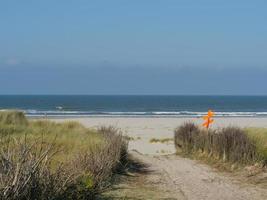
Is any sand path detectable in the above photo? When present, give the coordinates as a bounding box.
[122,151,267,200]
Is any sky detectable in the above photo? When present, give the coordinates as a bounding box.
[0,0,267,95]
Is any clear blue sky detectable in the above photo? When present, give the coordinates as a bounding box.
[0,0,267,95]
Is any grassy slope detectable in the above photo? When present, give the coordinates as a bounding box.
[0,118,103,163]
[0,111,128,199]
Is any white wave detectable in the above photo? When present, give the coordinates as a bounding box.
[23,110,267,117]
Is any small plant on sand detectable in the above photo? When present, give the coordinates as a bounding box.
[124,136,135,141]
[149,138,173,143]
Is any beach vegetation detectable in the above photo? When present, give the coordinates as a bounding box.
[174,122,267,166]
[149,138,173,144]
[0,110,28,126]
[246,128,267,165]
[124,136,135,141]
[0,111,128,199]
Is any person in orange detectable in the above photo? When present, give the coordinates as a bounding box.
[202,110,214,128]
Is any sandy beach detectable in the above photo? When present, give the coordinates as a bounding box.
[52,117,267,155]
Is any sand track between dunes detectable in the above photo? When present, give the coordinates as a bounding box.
[120,151,267,200]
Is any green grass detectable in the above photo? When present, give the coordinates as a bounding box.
[0,118,104,162]
[245,128,267,164]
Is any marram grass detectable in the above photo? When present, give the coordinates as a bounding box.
[0,111,128,200]
[174,122,267,166]
[245,127,267,164]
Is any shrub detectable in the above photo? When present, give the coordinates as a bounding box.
[0,112,129,199]
[213,127,257,163]
[174,123,261,164]
[0,137,73,200]
[63,126,128,199]
[97,126,129,170]
[174,122,200,153]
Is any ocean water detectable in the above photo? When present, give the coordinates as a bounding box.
[0,95,267,117]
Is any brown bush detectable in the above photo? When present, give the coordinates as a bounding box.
[68,126,129,199]
[0,125,128,200]
[174,123,260,164]
[0,137,74,200]
[98,126,128,168]
[174,122,200,153]
[213,127,258,163]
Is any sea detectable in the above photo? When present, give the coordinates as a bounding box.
[0,95,267,118]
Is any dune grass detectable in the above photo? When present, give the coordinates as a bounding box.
[0,111,128,199]
[174,122,267,167]
[246,128,267,164]
[149,138,173,143]
[0,110,28,126]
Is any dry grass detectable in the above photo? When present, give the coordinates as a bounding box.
[124,136,135,141]
[0,137,73,200]
[174,122,200,152]
[149,138,173,143]
[246,128,267,165]
[124,136,142,141]
[0,110,28,126]
[174,122,266,166]
[0,111,128,199]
